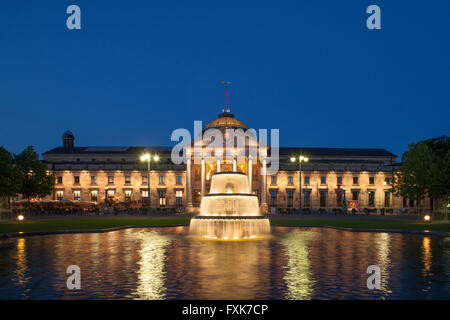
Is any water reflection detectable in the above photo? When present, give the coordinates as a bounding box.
[280,229,315,299]
[0,227,448,299]
[133,231,172,300]
[165,238,277,299]
[422,237,432,275]
[375,233,391,293]
[13,239,30,292]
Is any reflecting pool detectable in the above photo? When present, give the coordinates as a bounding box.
[0,227,448,299]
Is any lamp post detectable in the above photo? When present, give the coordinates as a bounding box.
[140,153,159,218]
[291,155,309,217]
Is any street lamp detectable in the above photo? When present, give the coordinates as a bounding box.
[140,152,159,218]
[291,155,309,217]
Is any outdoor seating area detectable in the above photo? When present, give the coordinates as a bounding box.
[272,207,406,216]
[1,199,186,220]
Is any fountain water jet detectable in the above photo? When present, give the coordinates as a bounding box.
[189,172,271,240]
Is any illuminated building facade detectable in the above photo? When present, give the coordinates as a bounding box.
[42,111,429,213]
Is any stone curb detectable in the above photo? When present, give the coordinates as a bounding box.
[1,224,449,239]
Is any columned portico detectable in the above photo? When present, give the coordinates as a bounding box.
[248,156,253,191]
[201,156,206,195]
[216,157,221,172]
[186,156,193,210]
[260,157,268,213]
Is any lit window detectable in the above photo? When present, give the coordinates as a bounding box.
[270,190,277,206]
[107,189,115,200]
[141,190,149,199]
[73,190,81,201]
[142,176,148,185]
[158,190,166,207]
[56,190,64,201]
[193,190,201,204]
[159,176,165,185]
[287,190,294,207]
[271,176,277,184]
[90,190,98,202]
[91,175,97,185]
[287,176,293,185]
[124,189,132,201]
[176,190,183,206]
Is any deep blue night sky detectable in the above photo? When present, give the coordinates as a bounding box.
[0,0,449,159]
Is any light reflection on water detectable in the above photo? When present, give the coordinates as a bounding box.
[0,227,448,299]
[280,229,315,299]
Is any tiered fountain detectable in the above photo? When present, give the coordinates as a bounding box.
[189,171,271,240]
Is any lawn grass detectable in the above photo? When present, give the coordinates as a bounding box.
[0,217,449,234]
[270,218,450,233]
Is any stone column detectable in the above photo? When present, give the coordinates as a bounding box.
[186,156,193,210]
[216,157,221,172]
[201,156,206,196]
[248,156,253,191]
[260,157,268,213]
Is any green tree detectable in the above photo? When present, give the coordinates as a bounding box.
[428,142,450,212]
[0,147,23,215]
[0,146,23,198]
[14,146,55,213]
[391,142,433,216]
[392,136,450,217]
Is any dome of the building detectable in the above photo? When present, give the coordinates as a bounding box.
[204,111,248,131]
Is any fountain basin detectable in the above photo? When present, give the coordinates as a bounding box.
[200,194,260,216]
[189,171,270,240]
[189,216,271,240]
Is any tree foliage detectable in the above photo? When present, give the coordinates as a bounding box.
[391,136,450,211]
[13,146,54,199]
[0,146,23,197]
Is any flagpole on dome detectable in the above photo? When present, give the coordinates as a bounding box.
[220,80,232,113]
